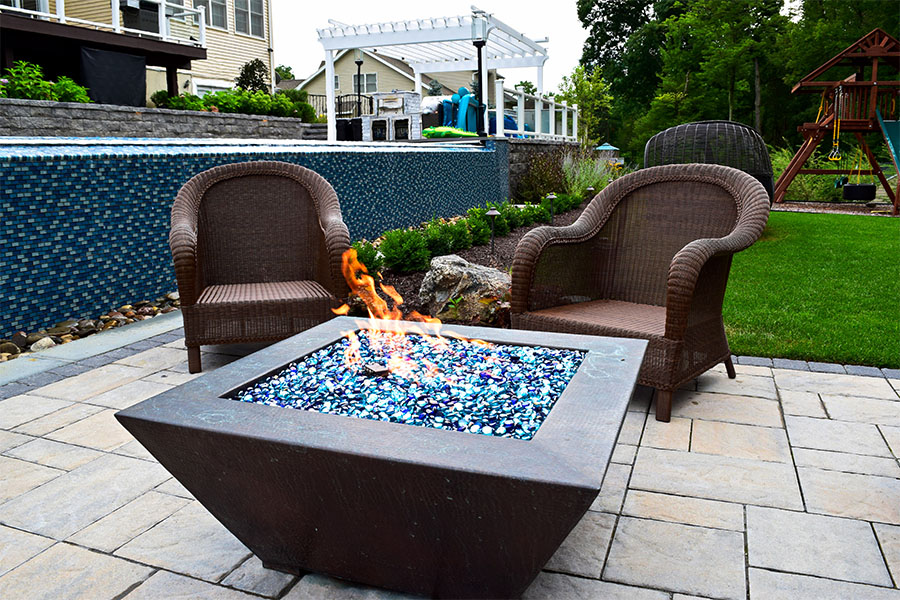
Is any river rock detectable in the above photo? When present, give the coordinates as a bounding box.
[11,331,29,349]
[419,255,511,322]
[25,332,50,346]
[30,337,57,351]
[46,325,74,335]
[0,341,20,355]
[166,291,180,301]
[54,319,79,329]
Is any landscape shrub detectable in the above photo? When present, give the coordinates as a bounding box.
[516,146,568,203]
[150,87,317,121]
[424,219,455,257]
[235,58,270,93]
[562,149,624,198]
[447,219,473,252]
[379,229,431,273]
[0,61,91,103]
[351,240,384,278]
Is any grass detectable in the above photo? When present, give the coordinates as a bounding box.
[724,211,900,368]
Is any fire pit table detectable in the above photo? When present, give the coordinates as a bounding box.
[116,317,646,599]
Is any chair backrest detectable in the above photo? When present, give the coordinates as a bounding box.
[643,121,774,201]
[530,164,764,309]
[173,161,341,288]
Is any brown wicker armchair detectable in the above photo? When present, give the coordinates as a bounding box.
[170,161,351,373]
[511,164,770,422]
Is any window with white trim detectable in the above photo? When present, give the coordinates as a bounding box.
[352,73,377,94]
[334,75,340,90]
[193,0,226,29]
[234,0,264,37]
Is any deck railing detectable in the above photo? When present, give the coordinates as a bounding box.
[0,0,206,47]
[307,93,374,118]
[494,80,578,142]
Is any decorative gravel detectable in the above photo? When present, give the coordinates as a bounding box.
[233,329,585,441]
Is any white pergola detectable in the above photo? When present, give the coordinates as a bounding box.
[316,6,550,140]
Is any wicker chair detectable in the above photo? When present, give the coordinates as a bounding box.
[170,161,351,373]
[511,164,770,422]
[644,120,774,202]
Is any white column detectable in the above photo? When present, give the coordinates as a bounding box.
[56,0,66,23]
[535,66,544,136]
[495,78,504,137]
[561,101,567,139]
[516,87,525,136]
[325,49,337,141]
[198,9,205,47]
[413,70,422,98]
[480,62,489,113]
[572,104,578,141]
[111,0,120,32]
[158,0,167,41]
[549,99,555,136]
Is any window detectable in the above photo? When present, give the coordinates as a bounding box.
[352,73,377,94]
[334,75,340,90]
[193,0,226,29]
[234,0,264,37]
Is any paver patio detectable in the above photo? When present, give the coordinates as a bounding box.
[0,324,898,599]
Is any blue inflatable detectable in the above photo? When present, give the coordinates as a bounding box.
[456,87,480,132]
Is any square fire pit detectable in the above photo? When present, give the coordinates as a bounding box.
[116,317,646,598]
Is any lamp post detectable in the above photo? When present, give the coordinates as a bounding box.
[486,208,500,255]
[354,48,364,118]
[546,193,556,225]
[471,14,488,137]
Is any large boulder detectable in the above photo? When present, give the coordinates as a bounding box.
[419,255,511,322]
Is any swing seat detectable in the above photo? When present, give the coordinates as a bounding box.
[842,183,877,201]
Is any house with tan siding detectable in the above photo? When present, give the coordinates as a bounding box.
[0,0,274,104]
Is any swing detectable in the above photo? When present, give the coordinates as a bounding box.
[827,86,843,161]
[842,147,877,201]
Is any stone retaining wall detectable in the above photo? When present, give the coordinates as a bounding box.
[0,98,327,139]
[507,138,579,199]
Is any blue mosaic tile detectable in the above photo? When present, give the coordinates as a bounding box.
[0,139,510,336]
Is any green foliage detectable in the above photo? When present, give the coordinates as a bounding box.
[279,88,308,104]
[379,229,431,273]
[0,61,91,103]
[427,79,444,96]
[151,88,316,121]
[515,146,568,203]
[447,219,473,252]
[275,65,294,81]
[555,66,613,146]
[497,201,523,230]
[424,219,455,257]
[769,146,841,203]
[351,240,384,278]
[515,81,537,95]
[724,212,900,367]
[562,150,624,197]
[466,208,492,246]
[235,58,270,93]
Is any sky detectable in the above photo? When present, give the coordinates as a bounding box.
[270,0,589,92]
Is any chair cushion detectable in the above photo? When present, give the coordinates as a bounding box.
[197,280,334,305]
[523,299,666,339]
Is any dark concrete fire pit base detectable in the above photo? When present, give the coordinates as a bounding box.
[116,318,646,599]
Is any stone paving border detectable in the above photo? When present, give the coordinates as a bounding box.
[0,313,184,398]
[1,322,896,398]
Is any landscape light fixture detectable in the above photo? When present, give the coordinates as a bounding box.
[546,193,557,224]
[486,207,501,255]
[471,13,488,137]
[586,186,595,199]
[354,49,364,117]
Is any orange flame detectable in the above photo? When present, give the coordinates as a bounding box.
[332,248,491,378]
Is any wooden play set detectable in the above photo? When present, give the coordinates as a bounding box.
[774,28,899,215]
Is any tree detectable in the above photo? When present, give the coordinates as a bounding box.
[236,59,270,93]
[427,79,444,96]
[515,80,537,95]
[555,65,613,145]
[274,65,294,81]
[577,0,654,73]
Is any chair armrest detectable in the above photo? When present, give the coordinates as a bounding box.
[511,209,615,314]
[168,222,201,307]
[320,214,351,297]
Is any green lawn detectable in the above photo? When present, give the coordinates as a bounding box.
[724,211,900,368]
